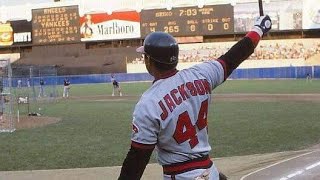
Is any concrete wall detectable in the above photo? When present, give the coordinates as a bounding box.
[15,44,139,75]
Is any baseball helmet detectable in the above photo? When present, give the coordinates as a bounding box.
[137,32,179,65]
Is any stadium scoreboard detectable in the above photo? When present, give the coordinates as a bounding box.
[140,4,234,37]
[32,5,80,45]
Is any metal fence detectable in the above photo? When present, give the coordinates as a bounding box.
[11,65,58,117]
[0,60,14,133]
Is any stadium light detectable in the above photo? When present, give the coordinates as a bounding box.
[107,9,113,15]
[197,0,204,8]
[231,0,236,6]
[26,16,32,21]
[166,4,172,11]
[135,2,143,13]
[136,8,142,13]
[166,0,173,11]
[265,0,270,4]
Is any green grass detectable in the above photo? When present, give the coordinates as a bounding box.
[63,82,152,97]
[211,101,320,157]
[12,80,320,98]
[0,79,319,171]
[214,79,320,94]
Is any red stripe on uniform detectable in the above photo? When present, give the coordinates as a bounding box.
[131,141,155,150]
[163,155,212,175]
[245,31,261,47]
[216,59,227,81]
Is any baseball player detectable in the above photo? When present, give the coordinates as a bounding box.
[17,79,22,88]
[118,15,272,180]
[38,78,45,97]
[27,78,31,87]
[63,78,71,98]
[111,74,122,96]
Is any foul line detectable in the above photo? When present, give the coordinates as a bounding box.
[240,150,318,180]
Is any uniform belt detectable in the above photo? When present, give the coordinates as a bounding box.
[162,155,213,175]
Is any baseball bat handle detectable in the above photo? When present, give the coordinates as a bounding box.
[258,0,264,16]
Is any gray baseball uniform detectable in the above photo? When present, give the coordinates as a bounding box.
[131,61,223,179]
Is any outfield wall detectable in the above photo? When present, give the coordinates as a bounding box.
[10,66,320,87]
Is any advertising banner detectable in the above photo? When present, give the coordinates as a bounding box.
[0,20,32,47]
[32,5,80,45]
[80,11,140,41]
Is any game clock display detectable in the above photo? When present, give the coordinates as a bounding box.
[140,4,234,37]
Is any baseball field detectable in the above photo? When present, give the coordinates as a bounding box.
[0,79,320,172]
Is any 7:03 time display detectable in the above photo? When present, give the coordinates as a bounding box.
[179,8,198,17]
[140,4,234,37]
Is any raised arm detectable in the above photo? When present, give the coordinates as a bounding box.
[218,15,272,80]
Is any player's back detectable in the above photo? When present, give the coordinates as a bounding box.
[135,60,224,165]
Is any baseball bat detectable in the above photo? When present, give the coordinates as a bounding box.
[258,0,264,16]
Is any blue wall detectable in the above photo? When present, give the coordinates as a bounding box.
[10,66,320,86]
[229,66,315,79]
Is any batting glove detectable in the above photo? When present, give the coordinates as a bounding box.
[252,15,272,37]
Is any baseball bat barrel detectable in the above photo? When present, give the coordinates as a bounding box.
[258,0,264,16]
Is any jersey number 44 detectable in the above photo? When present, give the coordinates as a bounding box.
[173,99,209,149]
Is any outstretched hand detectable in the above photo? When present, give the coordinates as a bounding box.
[254,15,272,36]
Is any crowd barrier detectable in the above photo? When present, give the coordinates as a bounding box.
[10,66,320,87]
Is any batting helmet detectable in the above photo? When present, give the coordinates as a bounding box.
[137,32,179,65]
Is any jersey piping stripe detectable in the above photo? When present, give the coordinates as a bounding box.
[131,141,155,150]
[162,155,212,175]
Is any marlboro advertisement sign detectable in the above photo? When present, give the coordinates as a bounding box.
[80,11,141,41]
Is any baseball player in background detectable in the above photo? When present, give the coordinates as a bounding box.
[111,74,122,96]
[63,78,71,98]
[38,78,45,97]
[118,15,272,180]
[17,79,22,88]
[27,78,31,87]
